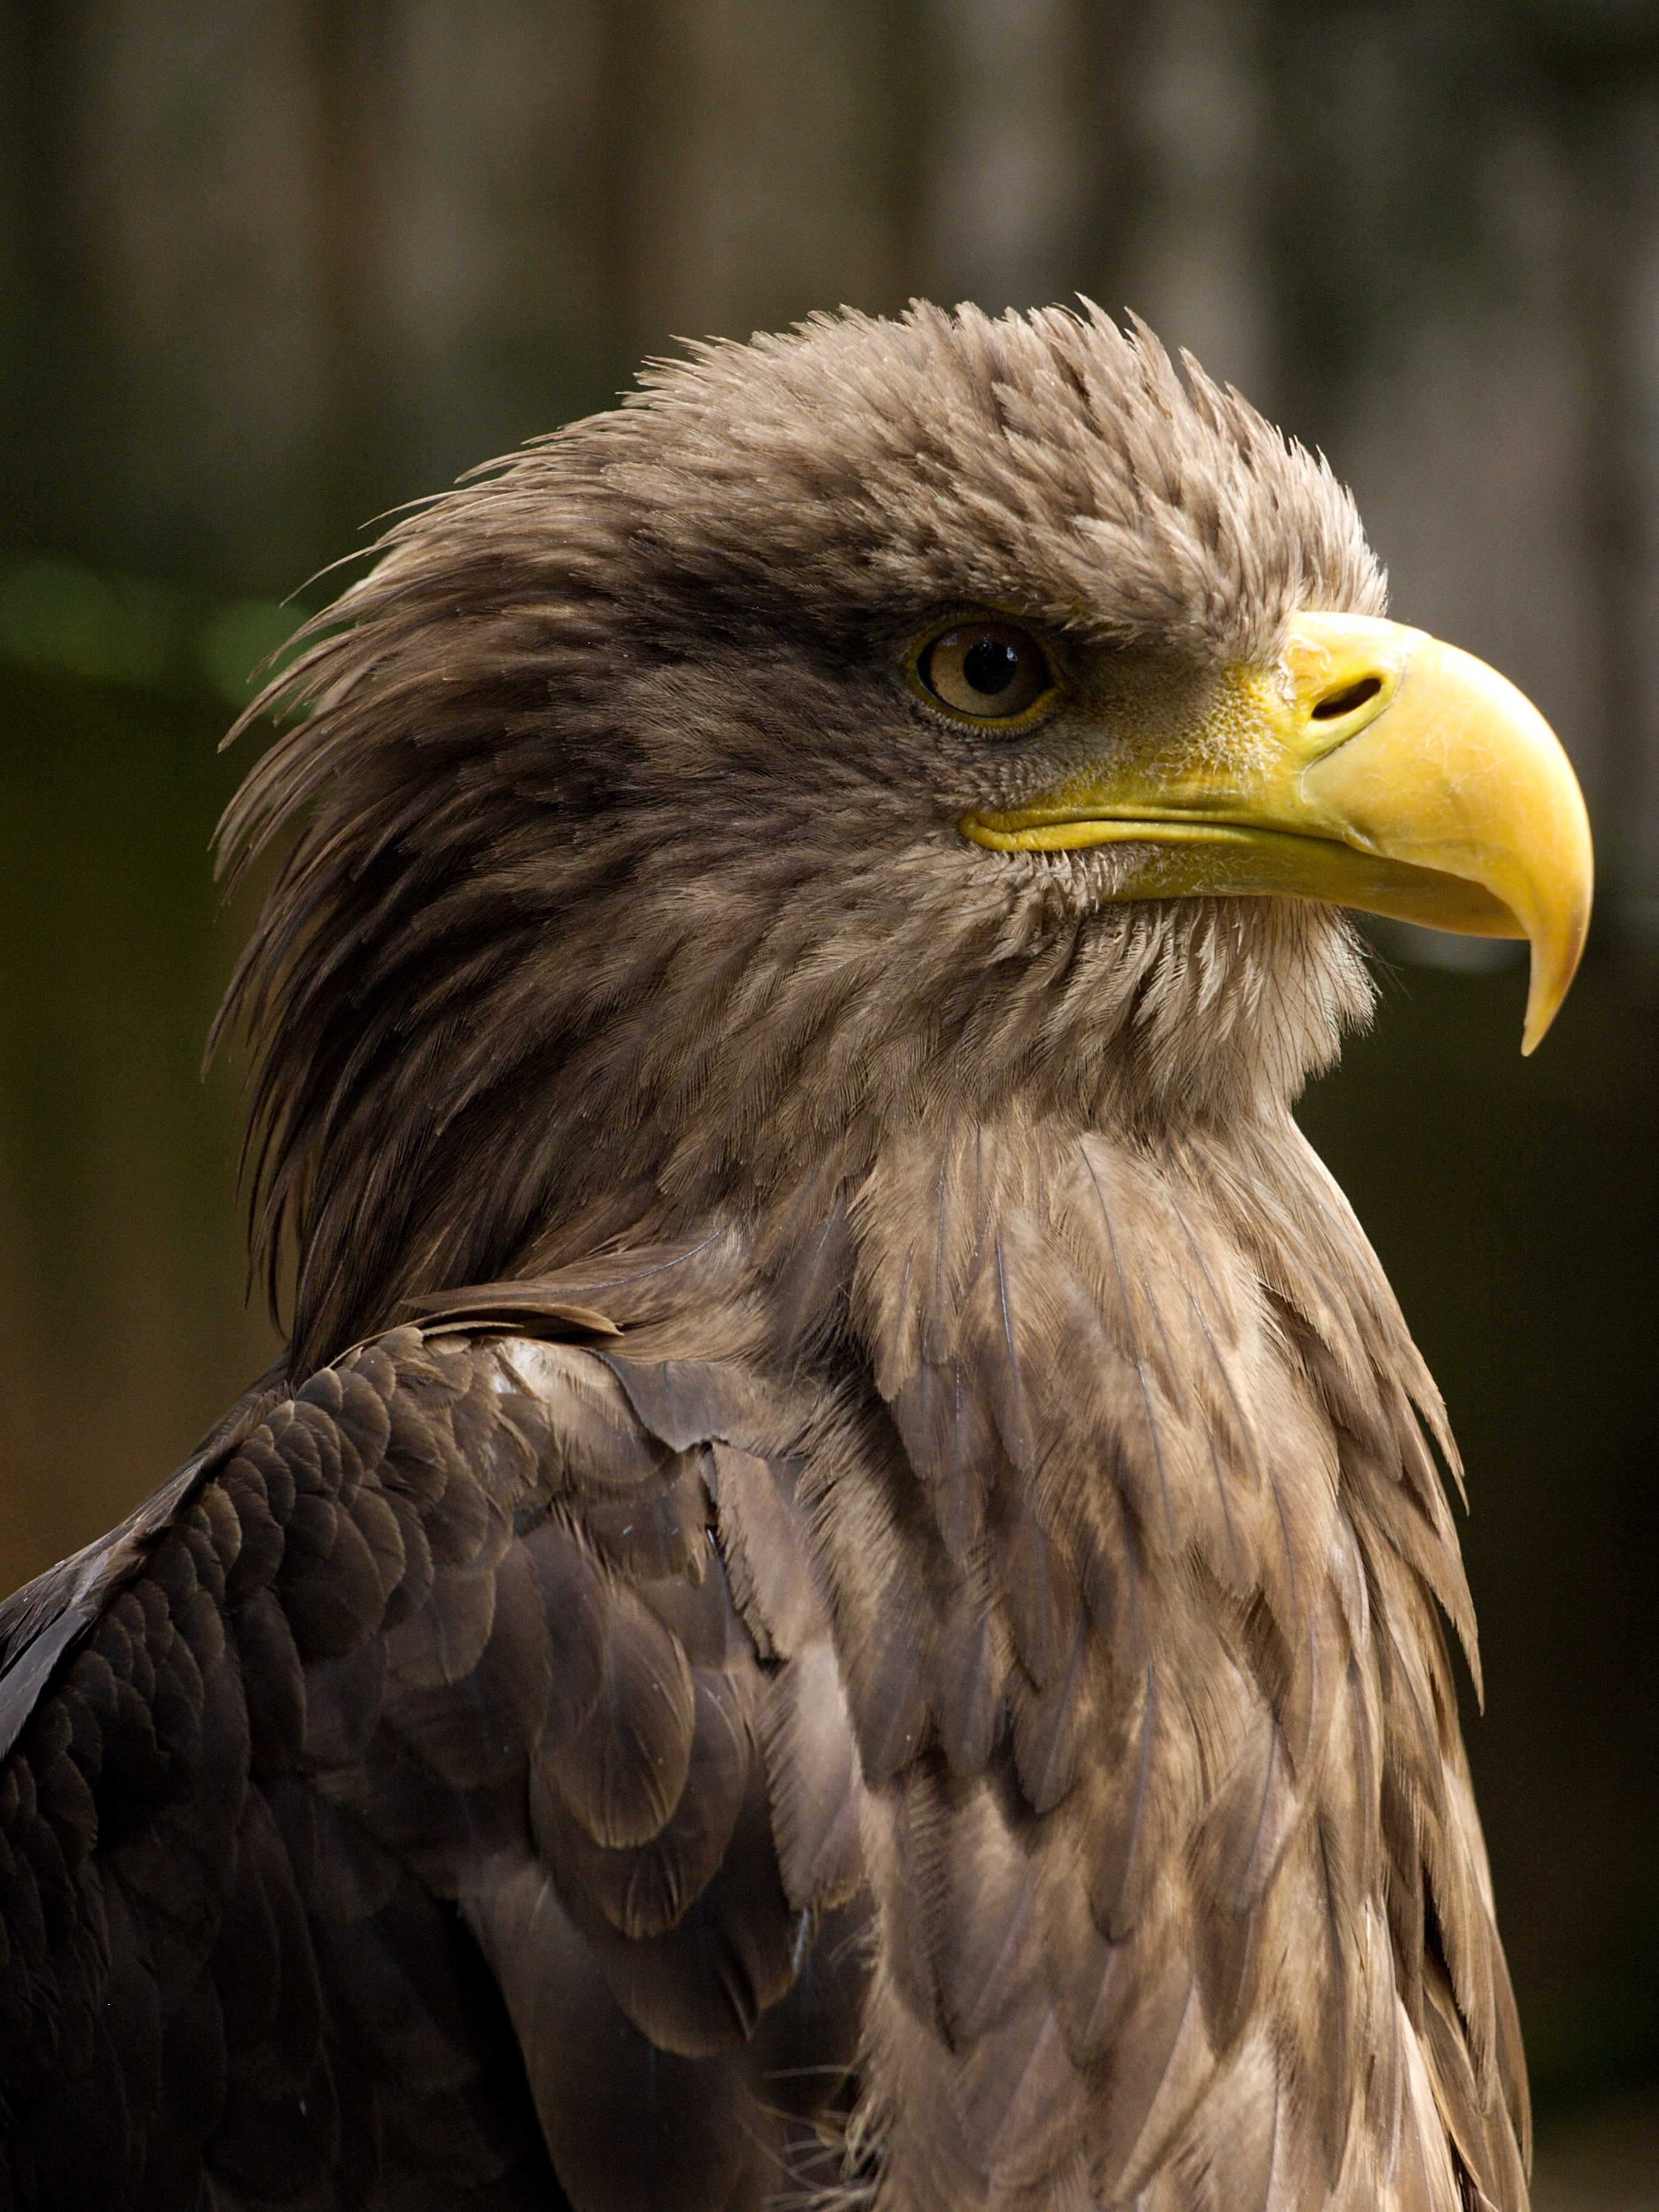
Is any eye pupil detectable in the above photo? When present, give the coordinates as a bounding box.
[963,636,1019,695]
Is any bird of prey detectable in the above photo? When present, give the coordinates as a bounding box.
[0,304,1591,2212]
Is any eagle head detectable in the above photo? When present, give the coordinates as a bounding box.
[218,303,1590,1372]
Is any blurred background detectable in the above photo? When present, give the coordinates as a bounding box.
[1,0,1655,2197]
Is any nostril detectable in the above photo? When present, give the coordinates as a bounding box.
[1312,675,1383,721]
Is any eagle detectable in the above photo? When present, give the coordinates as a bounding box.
[0,304,1591,2212]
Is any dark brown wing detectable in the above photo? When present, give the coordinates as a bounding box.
[0,1320,868,2211]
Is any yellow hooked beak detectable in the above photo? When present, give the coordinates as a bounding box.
[961,612,1594,1053]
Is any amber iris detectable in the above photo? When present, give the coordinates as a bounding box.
[919,623,1050,719]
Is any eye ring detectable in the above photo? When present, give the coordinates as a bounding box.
[910,620,1056,725]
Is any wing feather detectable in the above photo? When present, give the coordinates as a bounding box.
[0,1309,865,2209]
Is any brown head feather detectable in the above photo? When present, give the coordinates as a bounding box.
[216,301,1381,1374]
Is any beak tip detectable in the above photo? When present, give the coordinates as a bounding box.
[1520,911,1590,1056]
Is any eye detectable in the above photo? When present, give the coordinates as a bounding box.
[917,622,1052,720]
